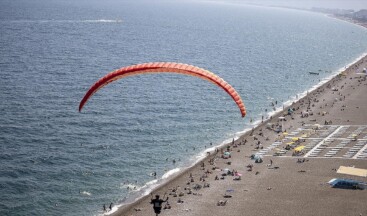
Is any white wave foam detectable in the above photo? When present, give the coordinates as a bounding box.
[146,179,159,186]
[80,191,91,196]
[83,19,123,23]
[162,168,181,179]
[103,205,118,215]
[235,127,252,137]
[140,179,159,196]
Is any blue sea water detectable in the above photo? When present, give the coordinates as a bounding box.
[1,0,367,215]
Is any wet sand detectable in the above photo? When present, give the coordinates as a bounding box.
[110,39,367,216]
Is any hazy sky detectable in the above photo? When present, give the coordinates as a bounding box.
[237,0,366,10]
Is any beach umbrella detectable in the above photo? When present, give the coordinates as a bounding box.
[301,134,308,138]
[282,132,288,136]
[291,137,299,141]
[294,146,305,152]
[351,134,358,140]
[234,172,242,177]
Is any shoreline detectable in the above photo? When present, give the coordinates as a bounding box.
[107,15,367,216]
[106,53,367,216]
[111,53,367,216]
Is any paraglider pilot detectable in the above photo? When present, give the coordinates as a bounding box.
[150,193,168,216]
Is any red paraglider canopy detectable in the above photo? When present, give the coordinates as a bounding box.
[79,62,246,117]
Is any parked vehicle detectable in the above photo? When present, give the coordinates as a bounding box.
[328,178,366,190]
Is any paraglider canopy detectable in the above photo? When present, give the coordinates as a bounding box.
[79,62,246,117]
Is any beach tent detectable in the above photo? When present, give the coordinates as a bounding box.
[251,154,263,163]
[287,108,293,115]
[223,152,231,159]
[251,154,262,160]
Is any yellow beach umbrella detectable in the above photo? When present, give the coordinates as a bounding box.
[294,146,305,152]
[291,137,299,141]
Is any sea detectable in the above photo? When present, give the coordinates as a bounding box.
[1,0,367,215]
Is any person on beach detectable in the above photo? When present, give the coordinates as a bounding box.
[109,203,113,211]
[150,193,168,216]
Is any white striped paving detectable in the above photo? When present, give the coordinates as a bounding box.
[304,126,344,158]
[257,125,367,160]
[344,140,367,158]
[263,155,345,159]
[255,141,281,156]
[352,141,367,159]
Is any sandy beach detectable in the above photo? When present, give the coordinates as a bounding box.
[110,32,367,216]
